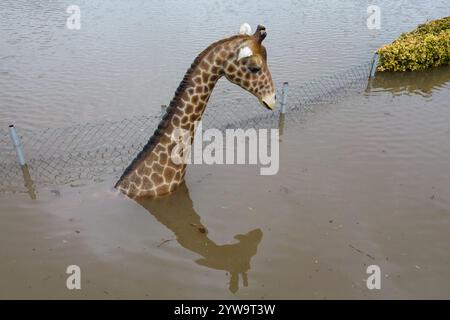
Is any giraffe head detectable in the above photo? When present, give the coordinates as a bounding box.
[223,24,276,110]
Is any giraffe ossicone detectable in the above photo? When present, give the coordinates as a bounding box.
[239,23,252,35]
[115,24,276,198]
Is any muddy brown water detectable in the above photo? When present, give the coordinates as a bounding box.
[1,0,449,130]
[1,66,450,298]
[1,1,450,299]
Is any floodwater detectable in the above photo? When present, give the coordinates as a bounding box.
[1,0,449,130]
[1,1,450,299]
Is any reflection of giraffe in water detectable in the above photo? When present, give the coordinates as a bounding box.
[137,183,263,293]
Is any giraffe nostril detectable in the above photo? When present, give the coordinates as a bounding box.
[275,95,277,101]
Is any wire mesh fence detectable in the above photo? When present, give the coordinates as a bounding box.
[0,57,375,194]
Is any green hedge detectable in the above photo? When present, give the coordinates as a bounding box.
[377,16,450,72]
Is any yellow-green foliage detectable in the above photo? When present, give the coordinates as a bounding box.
[377,16,450,72]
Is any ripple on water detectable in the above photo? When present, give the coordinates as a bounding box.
[1,0,449,130]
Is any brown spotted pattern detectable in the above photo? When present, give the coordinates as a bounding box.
[115,25,276,198]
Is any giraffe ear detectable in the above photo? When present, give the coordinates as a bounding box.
[237,46,253,61]
[239,23,252,35]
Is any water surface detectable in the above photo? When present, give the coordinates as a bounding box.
[0,0,449,299]
[1,0,448,130]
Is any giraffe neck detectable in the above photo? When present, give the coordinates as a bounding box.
[162,46,223,138]
[115,37,240,197]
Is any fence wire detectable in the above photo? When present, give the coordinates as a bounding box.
[0,58,374,194]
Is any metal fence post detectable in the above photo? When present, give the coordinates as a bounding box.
[8,124,36,199]
[8,125,26,166]
[280,82,289,114]
[369,52,379,78]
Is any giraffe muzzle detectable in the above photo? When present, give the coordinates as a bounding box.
[261,93,276,110]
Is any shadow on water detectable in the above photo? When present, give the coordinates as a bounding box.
[368,66,450,96]
[136,183,263,293]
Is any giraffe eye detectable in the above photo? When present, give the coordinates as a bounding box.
[248,66,261,74]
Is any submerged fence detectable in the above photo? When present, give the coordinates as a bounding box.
[0,56,376,194]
